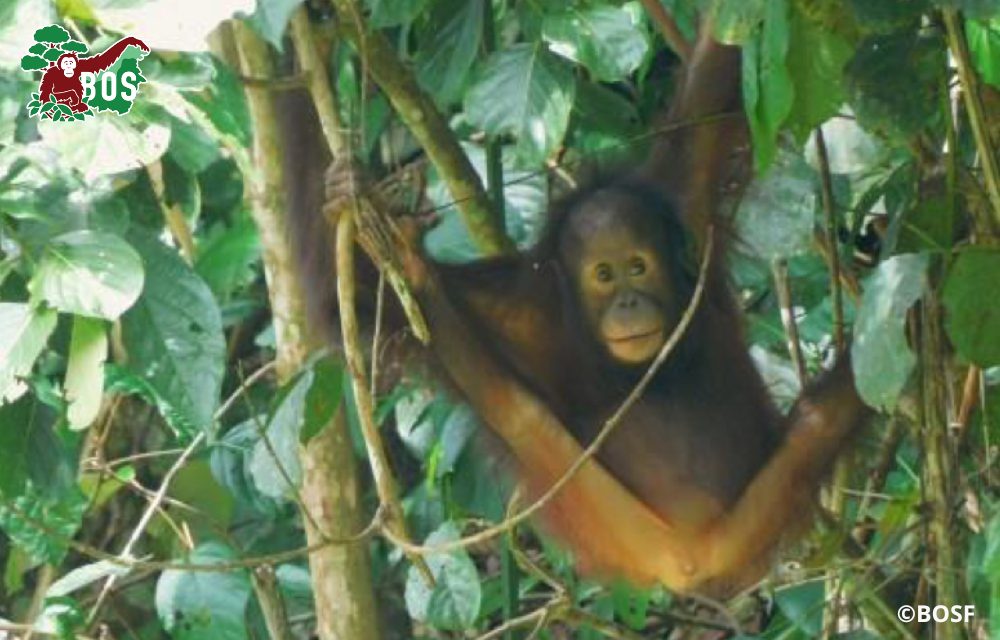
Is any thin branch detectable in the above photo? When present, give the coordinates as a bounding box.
[251,565,294,640]
[771,258,808,385]
[329,0,512,255]
[814,127,846,353]
[87,431,205,624]
[147,161,196,263]
[335,212,434,583]
[639,0,692,62]
[955,365,982,439]
[943,10,1000,236]
[290,7,347,156]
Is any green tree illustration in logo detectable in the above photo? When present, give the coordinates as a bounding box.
[20,24,150,122]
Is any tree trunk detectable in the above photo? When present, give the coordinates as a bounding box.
[225,19,380,640]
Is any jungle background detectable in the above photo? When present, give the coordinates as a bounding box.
[0,0,999,638]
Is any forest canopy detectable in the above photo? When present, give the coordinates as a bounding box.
[0,0,998,639]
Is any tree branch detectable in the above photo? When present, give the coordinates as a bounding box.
[330,0,513,255]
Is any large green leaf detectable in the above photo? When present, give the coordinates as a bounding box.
[845,32,944,140]
[569,79,641,154]
[29,230,144,320]
[735,149,819,258]
[416,0,483,105]
[247,355,342,498]
[943,248,1000,366]
[0,303,57,403]
[542,5,649,82]
[966,19,1000,88]
[210,419,282,516]
[852,253,929,410]
[37,116,170,181]
[155,541,251,640]
[194,217,261,300]
[121,233,224,435]
[248,370,311,499]
[64,316,107,430]
[785,5,852,143]
[464,43,576,165]
[405,522,482,630]
[742,0,794,171]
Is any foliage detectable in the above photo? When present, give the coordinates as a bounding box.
[0,0,997,638]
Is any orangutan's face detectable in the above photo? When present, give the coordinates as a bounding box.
[60,57,77,77]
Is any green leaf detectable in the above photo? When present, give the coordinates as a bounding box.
[736,149,819,258]
[852,253,929,410]
[708,0,766,44]
[367,0,427,27]
[105,364,196,436]
[38,116,170,180]
[155,541,251,640]
[64,316,107,430]
[966,19,1000,88]
[194,217,261,300]
[0,397,33,497]
[943,248,1000,366]
[785,5,852,143]
[47,560,129,598]
[249,0,305,49]
[0,485,87,565]
[249,370,312,499]
[121,233,225,435]
[775,582,825,636]
[845,32,944,140]
[405,522,482,630]
[464,43,576,165]
[569,79,642,153]
[742,0,794,171]
[0,303,57,403]
[168,114,221,173]
[895,196,954,253]
[29,230,144,320]
[542,5,649,82]
[186,60,251,147]
[301,356,344,443]
[210,419,282,516]
[847,0,930,32]
[416,0,484,105]
[248,356,343,497]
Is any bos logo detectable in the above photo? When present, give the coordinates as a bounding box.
[19,25,150,122]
